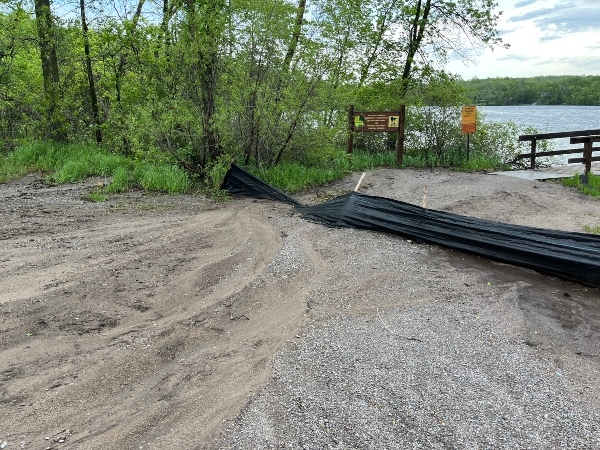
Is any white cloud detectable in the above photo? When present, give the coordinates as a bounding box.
[507,3,573,23]
[446,0,600,79]
[514,0,539,7]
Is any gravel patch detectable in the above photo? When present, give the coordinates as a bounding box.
[219,301,600,449]
[218,227,600,449]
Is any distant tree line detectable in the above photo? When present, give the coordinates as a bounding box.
[462,76,600,106]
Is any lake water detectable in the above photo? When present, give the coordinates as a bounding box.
[479,105,600,163]
[479,105,600,133]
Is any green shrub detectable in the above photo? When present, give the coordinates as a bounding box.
[203,153,233,198]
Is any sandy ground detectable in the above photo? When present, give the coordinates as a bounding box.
[1,169,599,449]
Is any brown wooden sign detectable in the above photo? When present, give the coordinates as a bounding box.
[347,105,406,165]
[353,112,401,132]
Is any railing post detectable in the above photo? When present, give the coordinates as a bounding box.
[397,105,406,166]
[530,139,536,170]
[584,138,592,175]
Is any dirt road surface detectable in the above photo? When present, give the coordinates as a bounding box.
[1,169,599,449]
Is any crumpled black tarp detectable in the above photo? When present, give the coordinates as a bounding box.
[220,164,303,207]
[222,164,600,287]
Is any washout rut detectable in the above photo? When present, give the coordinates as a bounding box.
[1,169,600,449]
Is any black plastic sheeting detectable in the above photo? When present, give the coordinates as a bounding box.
[222,164,600,287]
[220,163,303,207]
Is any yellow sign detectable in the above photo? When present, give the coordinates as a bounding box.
[354,115,365,128]
[461,106,477,134]
[388,116,399,128]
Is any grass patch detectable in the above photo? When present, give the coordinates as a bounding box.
[559,173,600,198]
[2,142,130,181]
[250,150,400,193]
[459,155,508,172]
[1,142,192,196]
[1,142,509,199]
[584,225,600,235]
[254,162,349,192]
[86,188,109,202]
[134,163,191,194]
[245,149,505,193]
[351,151,399,170]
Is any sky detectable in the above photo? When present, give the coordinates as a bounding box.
[445,0,600,79]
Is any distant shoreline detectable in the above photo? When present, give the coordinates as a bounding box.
[462,75,600,107]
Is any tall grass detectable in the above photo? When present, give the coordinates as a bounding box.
[134,163,191,194]
[250,148,503,193]
[1,141,509,200]
[252,150,400,192]
[460,154,508,172]
[0,142,191,195]
[249,151,397,192]
[256,163,347,192]
[1,142,131,182]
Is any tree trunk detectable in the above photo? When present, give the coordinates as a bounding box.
[80,0,102,143]
[183,0,224,169]
[34,0,63,140]
[400,0,432,96]
[161,0,175,49]
[282,0,306,71]
[34,0,59,90]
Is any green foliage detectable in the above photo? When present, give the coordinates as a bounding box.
[134,163,191,194]
[202,153,233,200]
[0,0,542,185]
[352,151,399,170]
[86,188,109,202]
[559,173,600,198]
[105,166,133,193]
[401,153,437,169]
[0,142,192,195]
[405,106,463,163]
[0,0,509,175]
[468,120,557,168]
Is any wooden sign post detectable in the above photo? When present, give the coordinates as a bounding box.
[348,105,406,165]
